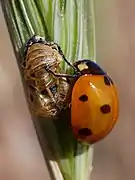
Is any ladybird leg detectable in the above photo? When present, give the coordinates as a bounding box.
[48,42,79,73]
[40,40,79,74]
[51,72,78,78]
[56,44,78,71]
[45,66,78,78]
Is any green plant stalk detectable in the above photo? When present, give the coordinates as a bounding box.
[1,0,96,179]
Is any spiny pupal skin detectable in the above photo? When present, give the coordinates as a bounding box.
[22,35,70,118]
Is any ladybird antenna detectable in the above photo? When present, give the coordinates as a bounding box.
[57,45,79,73]
[63,55,78,71]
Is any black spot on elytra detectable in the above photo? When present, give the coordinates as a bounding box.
[100,104,111,114]
[78,128,92,136]
[79,94,88,102]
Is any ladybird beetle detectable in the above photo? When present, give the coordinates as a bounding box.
[22,35,77,118]
[71,59,119,144]
[22,35,119,144]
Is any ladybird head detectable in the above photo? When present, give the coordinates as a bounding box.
[73,59,106,76]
